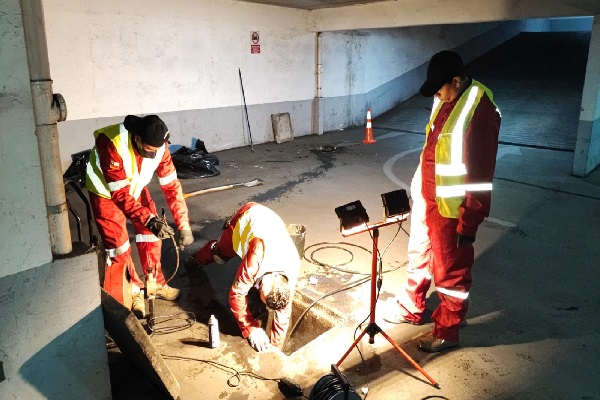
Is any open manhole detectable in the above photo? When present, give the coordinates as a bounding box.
[281,288,345,356]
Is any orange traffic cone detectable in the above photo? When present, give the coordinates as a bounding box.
[362,108,376,144]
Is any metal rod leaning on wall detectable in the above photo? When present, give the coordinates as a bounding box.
[238,67,254,152]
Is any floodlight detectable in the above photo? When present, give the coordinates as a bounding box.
[333,192,437,388]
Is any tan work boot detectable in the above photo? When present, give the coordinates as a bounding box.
[156,284,180,301]
[417,332,459,353]
[132,293,145,319]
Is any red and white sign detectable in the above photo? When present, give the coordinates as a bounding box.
[251,31,260,54]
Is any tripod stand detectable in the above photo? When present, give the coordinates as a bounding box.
[336,218,439,389]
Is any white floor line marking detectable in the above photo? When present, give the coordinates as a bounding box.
[382,147,422,192]
[485,217,517,228]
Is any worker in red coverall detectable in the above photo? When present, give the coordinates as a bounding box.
[186,202,300,352]
[86,114,194,318]
[384,50,501,352]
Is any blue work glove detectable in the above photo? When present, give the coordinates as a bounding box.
[247,328,271,352]
[456,233,476,247]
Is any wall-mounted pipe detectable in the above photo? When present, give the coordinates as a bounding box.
[20,0,71,255]
[316,32,323,98]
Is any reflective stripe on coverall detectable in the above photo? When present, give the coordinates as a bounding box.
[397,80,500,342]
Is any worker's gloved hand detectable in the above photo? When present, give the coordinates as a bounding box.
[456,233,476,247]
[177,229,194,247]
[247,328,271,352]
[146,216,175,239]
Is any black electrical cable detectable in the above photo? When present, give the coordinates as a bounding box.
[309,373,361,400]
[288,223,410,345]
[161,354,307,395]
[148,311,196,335]
[286,275,372,342]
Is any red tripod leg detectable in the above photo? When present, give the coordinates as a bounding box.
[337,326,369,366]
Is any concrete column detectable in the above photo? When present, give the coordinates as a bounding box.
[573,14,600,176]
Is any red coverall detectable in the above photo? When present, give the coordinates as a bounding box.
[397,92,500,342]
[193,202,300,348]
[89,133,190,287]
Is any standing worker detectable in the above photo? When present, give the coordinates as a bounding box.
[86,114,194,317]
[384,50,501,352]
[186,202,300,352]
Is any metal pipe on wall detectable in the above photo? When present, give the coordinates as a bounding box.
[312,32,324,135]
[316,32,323,98]
[20,0,71,255]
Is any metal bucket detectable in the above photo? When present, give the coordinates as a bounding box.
[287,223,307,259]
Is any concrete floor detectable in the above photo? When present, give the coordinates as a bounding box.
[76,32,600,399]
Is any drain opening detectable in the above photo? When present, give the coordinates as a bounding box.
[282,290,345,356]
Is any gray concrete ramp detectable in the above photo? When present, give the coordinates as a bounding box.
[376,32,591,151]
[101,289,180,399]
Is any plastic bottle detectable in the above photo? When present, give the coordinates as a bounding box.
[208,314,220,348]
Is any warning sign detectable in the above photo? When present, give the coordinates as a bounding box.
[251,31,260,54]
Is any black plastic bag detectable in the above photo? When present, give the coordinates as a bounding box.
[171,140,220,179]
[63,149,91,186]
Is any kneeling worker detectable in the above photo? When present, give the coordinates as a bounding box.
[186,202,300,352]
[86,114,194,317]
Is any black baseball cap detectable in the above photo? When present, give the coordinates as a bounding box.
[419,50,465,97]
[123,114,170,147]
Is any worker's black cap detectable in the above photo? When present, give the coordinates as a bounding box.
[419,50,465,97]
[123,114,170,147]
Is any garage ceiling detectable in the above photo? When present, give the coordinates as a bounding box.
[241,0,600,13]
[239,0,385,10]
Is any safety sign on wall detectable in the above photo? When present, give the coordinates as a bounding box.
[251,31,260,54]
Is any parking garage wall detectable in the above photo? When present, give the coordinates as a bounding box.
[43,0,316,170]
[319,21,521,131]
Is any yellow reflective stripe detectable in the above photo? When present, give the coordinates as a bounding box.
[106,239,130,258]
[437,287,469,300]
[435,163,466,176]
[136,234,160,243]
[108,179,130,192]
[86,149,111,198]
[116,125,135,178]
[159,171,177,186]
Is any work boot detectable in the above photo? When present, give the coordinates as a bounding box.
[156,284,180,301]
[132,293,145,319]
[417,332,459,353]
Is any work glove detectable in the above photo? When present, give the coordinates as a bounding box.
[146,216,175,239]
[247,328,271,352]
[177,229,194,247]
[456,233,476,247]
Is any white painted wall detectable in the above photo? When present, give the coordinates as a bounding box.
[0,1,111,398]
[43,0,315,168]
[321,23,504,99]
[0,0,53,277]
[574,15,600,176]
[318,21,521,131]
